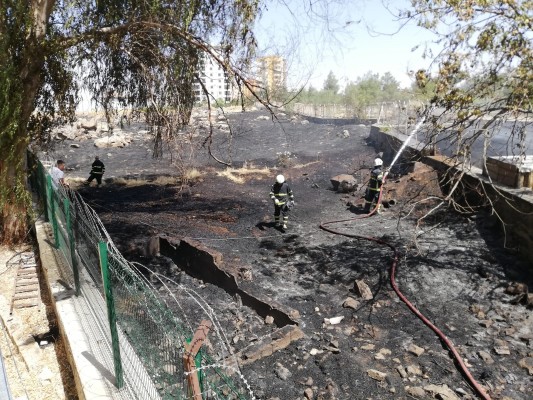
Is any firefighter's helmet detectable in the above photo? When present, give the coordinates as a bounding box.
[374,158,383,167]
[276,174,285,184]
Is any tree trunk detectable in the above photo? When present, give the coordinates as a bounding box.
[0,139,31,244]
[0,0,55,244]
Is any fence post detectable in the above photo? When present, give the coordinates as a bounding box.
[47,176,59,248]
[64,198,80,296]
[98,242,124,389]
[38,162,49,222]
[183,320,212,399]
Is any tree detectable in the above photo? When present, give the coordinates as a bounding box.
[323,71,340,94]
[380,72,401,101]
[400,0,532,163]
[344,72,382,110]
[0,0,261,244]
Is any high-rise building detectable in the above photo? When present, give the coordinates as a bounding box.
[193,50,234,103]
[255,56,287,93]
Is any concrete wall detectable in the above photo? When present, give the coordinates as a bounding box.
[370,125,533,266]
[301,115,376,126]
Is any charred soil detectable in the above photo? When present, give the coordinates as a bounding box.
[57,110,532,400]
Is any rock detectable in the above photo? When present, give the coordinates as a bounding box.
[361,343,375,351]
[265,315,274,325]
[375,348,392,359]
[70,143,80,148]
[354,279,373,300]
[408,343,425,357]
[342,297,360,310]
[505,282,528,295]
[405,386,425,398]
[494,345,511,355]
[324,316,344,325]
[469,304,483,314]
[80,119,97,130]
[518,357,533,375]
[330,174,357,192]
[239,267,253,281]
[94,133,131,148]
[396,365,407,378]
[518,333,533,345]
[478,350,494,364]
[56,128,78,140]
[423,383,459,400]
[324,378,339,397]
[378,348,391,356]
[367,369,387,381]
[289,309,301,319]
[309,348,322,356]
[479,319,494,328]
[304,388,313,399]
[527,293,533,308]
[406,364,422,376]
[274,363,291,381]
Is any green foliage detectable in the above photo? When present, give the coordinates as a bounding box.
[400,0,532,159]
[323,71,340,94]
[344,72,409,109]
[291,71,412,112]
[0,0,263,243]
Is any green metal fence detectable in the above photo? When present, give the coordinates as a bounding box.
[28,153,253,400]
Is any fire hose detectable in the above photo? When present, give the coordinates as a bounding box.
[319,110,492,400]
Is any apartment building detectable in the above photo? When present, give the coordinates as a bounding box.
[255,55,286,93]
[193,50,234,103]
[192,52,287,103]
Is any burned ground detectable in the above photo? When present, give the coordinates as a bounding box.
[55,110,532,399]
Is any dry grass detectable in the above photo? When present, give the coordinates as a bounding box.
[216,164,271,184]
[182,168,202,181]
[110,177,148,187]
[292,161,320,169]
[96,169,203,187]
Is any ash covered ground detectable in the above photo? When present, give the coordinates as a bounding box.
[51,109,532,400]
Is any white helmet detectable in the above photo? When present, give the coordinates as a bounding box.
[276,174,285,184]
[374,158,383,167]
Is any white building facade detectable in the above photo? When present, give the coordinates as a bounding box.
[193,51,234,103]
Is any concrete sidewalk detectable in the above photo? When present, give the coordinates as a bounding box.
[35,219,160,400]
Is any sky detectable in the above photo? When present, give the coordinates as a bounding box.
[255,0,440,90]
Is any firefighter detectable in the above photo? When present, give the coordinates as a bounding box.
[363,158,384,214]
[85,156,105,186]
[270,174,294,230]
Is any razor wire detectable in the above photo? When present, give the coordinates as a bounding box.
[28,152,255,400]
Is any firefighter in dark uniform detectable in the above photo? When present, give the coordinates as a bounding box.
[363,158,384,214]
[270,174,294,230]
[85,156,105,186]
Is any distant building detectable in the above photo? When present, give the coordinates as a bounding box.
[192,52,287,104]
[193,50,235,103]
[255,56,287,93]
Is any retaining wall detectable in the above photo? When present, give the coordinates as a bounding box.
[369,125,533,266]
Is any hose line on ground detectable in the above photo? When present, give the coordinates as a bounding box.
[319,182,491,400]
[319,108,492,400]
